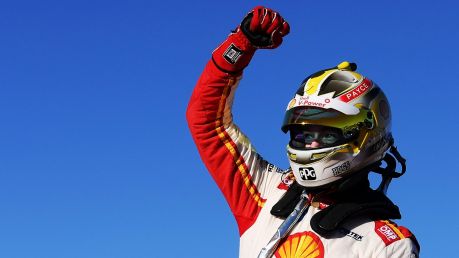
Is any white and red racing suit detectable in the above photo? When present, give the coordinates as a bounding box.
[186,57,420,257]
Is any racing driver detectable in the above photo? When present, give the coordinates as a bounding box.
[186,6,420,258]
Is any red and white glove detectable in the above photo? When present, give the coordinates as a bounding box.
[212,6,290,73]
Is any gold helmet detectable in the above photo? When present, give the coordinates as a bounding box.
[282,61,393,188]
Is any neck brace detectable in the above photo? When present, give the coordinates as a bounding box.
[271,171,401,237]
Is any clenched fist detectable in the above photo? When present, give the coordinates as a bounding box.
[241,6,290,49]
[212,6,290,73]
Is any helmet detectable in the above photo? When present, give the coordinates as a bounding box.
[282,61,393,188]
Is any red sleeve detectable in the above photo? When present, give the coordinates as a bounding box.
[186,60,282,235]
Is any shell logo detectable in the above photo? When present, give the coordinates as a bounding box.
[275,231,324,258]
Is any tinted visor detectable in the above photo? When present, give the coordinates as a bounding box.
[289,125,347,150]
[282,106,374,136]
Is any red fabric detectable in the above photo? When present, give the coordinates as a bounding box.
[211,29,256,73]
[249,6,290,47]
[211,6,290,74]
[397,226,414,238]
[188,5,290,236]
[186,61,263,235]
[338,78,373,103]
[374,220,416,247]
[375,220,401,246]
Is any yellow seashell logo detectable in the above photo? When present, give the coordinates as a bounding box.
[275,231,324,258]
[288,99,296,109]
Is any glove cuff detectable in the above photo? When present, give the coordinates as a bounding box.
[212,28,256,74]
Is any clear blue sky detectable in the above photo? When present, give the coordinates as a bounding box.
[1,1,458,257]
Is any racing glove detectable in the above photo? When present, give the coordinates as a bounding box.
[212,6,290,74]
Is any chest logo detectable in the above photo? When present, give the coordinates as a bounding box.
[275,231,324,258]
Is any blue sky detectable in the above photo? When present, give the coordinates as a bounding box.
[1,1,458,257]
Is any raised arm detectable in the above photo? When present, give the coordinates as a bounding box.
[186,6,289,235]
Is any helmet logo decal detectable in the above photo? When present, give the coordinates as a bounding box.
[298,96,329,108]
[289,93,359,115]
[299,167,316,180]
[287,99,296,109]
[274,231,324,258]
[331,161,351,176]
[339,78,373,103]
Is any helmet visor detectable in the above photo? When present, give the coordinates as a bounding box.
[289,125,347,150]
[282,106,374,136]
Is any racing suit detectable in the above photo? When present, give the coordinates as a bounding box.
[186,10,419,258]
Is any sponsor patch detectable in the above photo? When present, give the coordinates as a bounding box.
[331,161,351,176]
[278,171,295,190]
[274,231,324,258]
[375,220,413,246]
[267,163,282,173]
[223,44,243,64]
[299,167,316,180]
[339,78,372,102]
[339,228,363,241]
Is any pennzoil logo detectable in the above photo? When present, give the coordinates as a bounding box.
[275,231,324,258]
